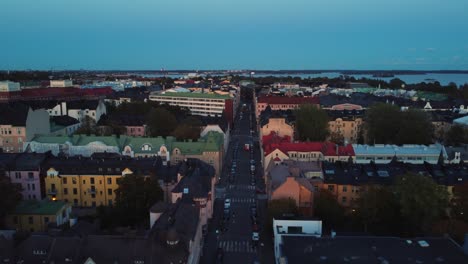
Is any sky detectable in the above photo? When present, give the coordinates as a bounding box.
[1,0,468,70]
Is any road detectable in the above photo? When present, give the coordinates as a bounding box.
[201,97,272,264]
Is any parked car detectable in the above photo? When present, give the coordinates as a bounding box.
[252,232,260,242]
[224,198,231,209]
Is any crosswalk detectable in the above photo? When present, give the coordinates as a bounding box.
[218,240,257,253]
[229,197,256,204]
[228,185,256,191]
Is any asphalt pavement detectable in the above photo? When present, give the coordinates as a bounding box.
[200,99,272,264]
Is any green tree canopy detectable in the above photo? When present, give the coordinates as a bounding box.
[294,104,329,141]
[0,176,22,227]
[445,124,468,146]
[393,173,449,235]
[365,103,434,144]
[146,107,177,137]
[314,189,346,229]
[450,182,468,222]
[355,185,401,235]
[114,174,164,227]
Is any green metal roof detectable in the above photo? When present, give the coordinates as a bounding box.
[13,200,68,215]
[29,135,72,144]
[154,92,231,99]
[125,137,167,153]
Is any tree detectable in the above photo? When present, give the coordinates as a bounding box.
[395,109,433,145]
[329,132,344,145]
[74,116,97,135]
[295,104,329,141]
[146,107,177,137]
[265,198,298,235]
[314,189,346,229]
[0,176,22,227]
[114,174,164,227]
[389,78,406,89]
[355,185,401,235]
[451,182,468,222]
[172,123,201,141]
[365,103,401,144]
[445,125,468,146]
[393,173,449,235]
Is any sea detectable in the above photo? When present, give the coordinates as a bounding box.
[139,72,468,86]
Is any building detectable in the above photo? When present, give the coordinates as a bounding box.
[25,132,225,176]
[273,218,322,263]
[46,100,107,122]
[0,81,20,92]
[5,200,71,232]
[261,117,294,141]
[0,86,113,102]
[328,117,364,144]
[278,235,468,264]
[149,91,238,124]
[4,153,48,200]
[50,116,81,136]
[353,144,447,164]
[453,115,468,127]
[43,155,170,207]
[8,198,204,264]
[266,161,319,215]
[256,96,319,117]
[50,80,73,88]
[97,114,147,137]
[263,138,355,171]
[0,104,50,153]
[446,145,468,164]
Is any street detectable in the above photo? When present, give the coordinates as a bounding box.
[201,94,270,264]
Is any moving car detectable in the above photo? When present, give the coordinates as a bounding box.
[252,232,260,242]
[224,198,231,209]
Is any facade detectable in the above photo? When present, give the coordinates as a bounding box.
[263,139,355,171]
[50,116,81,136]
[261,117,294,140]
[5,200,71,232]
[148,91,237,124]
[328,117,363,144]
[0,104,50,153]
[47,100,107,122]
[0,87,113,102]
[43,156,166,207]
[256,96,319,117]
[353,144,447,164]
[0,81,20,92]
[5,153,48,200]
[50,80,73,88]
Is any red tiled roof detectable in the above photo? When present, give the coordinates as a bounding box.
[263,139,355,157]
[257,96,319,105]
[262,131,291,147]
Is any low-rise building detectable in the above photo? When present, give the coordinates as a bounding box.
[5,200,71,232]
[0,81,20,92]
[353,143,447,164]
[4,153,48,200]
[47,100,107,123]
[50,80,73,88]
[256,96,319,117]
[50,116,81,136]
[0,104,50,153]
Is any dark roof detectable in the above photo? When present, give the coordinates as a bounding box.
[51,115,79,126]
[9,153,48,171]
[97,113,146,127]
[0,103,30,126]
[258,95,319,105]
[281,235,468,264]
[66,100,100,110]
[172,159,215,199]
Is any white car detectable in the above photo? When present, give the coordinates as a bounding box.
[224,198,231,209]
[252,232,259,241]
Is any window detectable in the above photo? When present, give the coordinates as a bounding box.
[90,177,95,184]
[83,180,86,184]
[92,201,96,207]
[72,178,77,184]
[28,216,34,224]
[27,184,30,190]
[91,194,96,198]
[328,185,335,192]
[15,172,21,179]
[73,199,78,206]
[342,186,347,192]
[64,188,68,195]
[32,184,35,191]
[44,217,49,223]
[341,196,347,203]
[63,178,67,184]
[108,199,113,206]
[108,188,113,195]
[107,178,112,184]
[73,188,77,195]
[28,172,34,179]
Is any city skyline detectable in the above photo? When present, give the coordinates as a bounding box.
[1,0,468,70]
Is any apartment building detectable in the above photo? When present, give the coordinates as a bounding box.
[353,143,447,164]
[256,96,319,117]
[148,91,237,124]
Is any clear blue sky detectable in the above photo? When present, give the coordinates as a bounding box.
[1,0,467,70]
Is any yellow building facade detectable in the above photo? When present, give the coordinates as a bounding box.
[44,167,134,207]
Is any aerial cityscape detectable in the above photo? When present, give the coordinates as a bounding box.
[1,1,468,264]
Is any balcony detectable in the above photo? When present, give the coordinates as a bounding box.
[88,188,96,194]
[47,189,57,195]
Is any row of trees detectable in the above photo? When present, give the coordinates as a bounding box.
[76,102,204,141]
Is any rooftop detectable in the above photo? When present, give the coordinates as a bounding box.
[13,200,68,215]
[151,91,231,99]
[353,144,446,157]
[258,95,319,105]
[281,235,468,264]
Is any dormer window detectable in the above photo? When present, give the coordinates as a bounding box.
[142,144,151,151]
